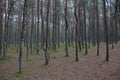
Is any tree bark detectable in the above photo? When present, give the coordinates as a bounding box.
[83,0,88,55]
[103,0,109,61]
[96,0,100,56]
[65,0,69,57]
[0,0,3,56]
[19,0,27,73]
[37,0,40,54]
[74,0,79,61]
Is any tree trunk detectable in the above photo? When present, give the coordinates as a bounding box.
[19,0,27,73]
[103,0,109,61]
[0,0,2,56]
[96,0,100,56]
[74,0,79,61]
[37,0,40,54]
[30,0,34,54]
[42,0,51,65]
[3,0,14,58]
[83,0,88,55]
[65,0,69,57]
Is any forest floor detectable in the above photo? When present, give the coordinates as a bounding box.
[0,43,120,80]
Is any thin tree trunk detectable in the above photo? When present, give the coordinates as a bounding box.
[83,0,88,55]
[3,0,14,58]
[103,0,109,61]
[30,0,34,54]
[96,0,100,56]
[37,0,40,54]
[0,0,2,56]
[41,0,44,48]
[74,0,79,61]
[65,0,69,57]
[19,0,27,73]
[42,0,50,65]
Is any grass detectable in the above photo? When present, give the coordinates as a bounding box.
[0,43,105,64]
[2,71,33,80]
[41,64,53,68]
[0,46,20,67]
[52,55,57,59]
[24,59,34,63]
[36,52,44,57]
[0,55,13,66]
[65,56,73,59]
[0,42,110,80]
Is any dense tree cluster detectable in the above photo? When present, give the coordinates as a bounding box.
[0,0,120,73]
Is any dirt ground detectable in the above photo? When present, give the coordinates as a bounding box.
[0,43,120,80]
